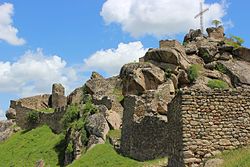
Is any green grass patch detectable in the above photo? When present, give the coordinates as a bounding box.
[188,64,202,83]
[0,126,63,167]
[207,79,229,89]
[37,108,55,113]
[69,143,167,167]
[215,63,227,74]
[219,147,250,167]
[107,129,121,139]
[113,88,124,102]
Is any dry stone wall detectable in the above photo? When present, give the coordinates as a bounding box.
[16,104,66,133]
[168,89,250,167]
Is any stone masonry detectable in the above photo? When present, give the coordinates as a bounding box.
[168,89,250,167]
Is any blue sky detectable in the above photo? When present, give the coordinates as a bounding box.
[0,0,249,119]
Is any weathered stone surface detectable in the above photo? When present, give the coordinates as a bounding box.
[120,80,175,161]
[86,113,110,140]
[184,29,203,43]
[143,45,190,71]
[206,26,225,40]
[0,120,19,142]
[6,108,16,120]
[204,158,224,167]
[105,110,122,130]
[233,47,250,62]
[178,70,190,85]
[67,87,83,105]
[51,83,67,108]
[120,63,165,96]
[160,40,183,49]
[220,60,250,86]
[87,135,105,150]
[187,54,205,65]
[168,89,250,167]
[85,72,124,115]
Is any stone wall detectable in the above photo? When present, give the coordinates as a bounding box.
[16,104,66,133]
[10,94,51,110]
[120,94,170,161]
[168,89,250,167]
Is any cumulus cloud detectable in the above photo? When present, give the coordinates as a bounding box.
[0,49,78,97]
[83,41,148,76]
[0,3,25,45]
[101,0,228,37]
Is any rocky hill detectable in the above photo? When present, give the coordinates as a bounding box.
[1,26,250,167]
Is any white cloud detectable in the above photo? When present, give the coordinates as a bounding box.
[101,0,228,37]
[0,108,6,120]
[83,41,148,76]
[0,3,25,45]
[0,49,78,97]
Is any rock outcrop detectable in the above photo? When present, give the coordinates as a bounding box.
[0,120,20,142]
[206,26,225,40]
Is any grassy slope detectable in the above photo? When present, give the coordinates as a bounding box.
[69,143,167,167]
[0,126,63,167]
[220,147,250,167]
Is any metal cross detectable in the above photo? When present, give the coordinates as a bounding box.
[195,0,209,33]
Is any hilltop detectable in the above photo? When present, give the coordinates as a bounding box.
[1,26,250,167]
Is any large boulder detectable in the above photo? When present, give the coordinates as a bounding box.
[85,72,123,115]
[6,108,16,120]
[204,158,224,167]
[85,113,110,140]
[184,29,203,43]
[233,47,250,62]
[105,110,122,130]
[220,60,250,86]
[67,87,84,105]
[87,135,105,150]
[0,120,20,142]
[206,26,225,40]
[120,63,165,96]
[143,41,191,71]
[51,83,67,108]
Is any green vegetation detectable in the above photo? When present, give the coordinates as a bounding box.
[188,64,202,83]
[207,79,229,89]
[212,19,221,28]
[219,147,250,167]
[164,67,172,79]
[215,63,227,74]
[66,141,73,154]
[69,143,167,167]
[37,108,55,113]
[107,129,121,139]
[27,110,39,124]
[113,87,124,102]
[0,126,63,167]
[225,35,245,49]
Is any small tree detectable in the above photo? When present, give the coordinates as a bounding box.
[212,20,221,28]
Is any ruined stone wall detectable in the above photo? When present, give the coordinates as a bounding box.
[120,95,170,161]
[16,105,66,133]
[168,89,250,167]
[10,94,51,110]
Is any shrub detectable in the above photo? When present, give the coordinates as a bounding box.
[83,99,98,115]
[225,35,245,49]
[27,111,39,124]
[188,64,202,83]
[207,79,229,89]
[61,104,80,129]
[113,88,124,103]
[66,141,73,153]
[212,19,221,28]
[164,67,172,79]
[215,63,227,74]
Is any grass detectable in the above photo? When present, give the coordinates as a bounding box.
[188,64,203,83]
[219,147,250,167]
[0,125,64,167]
[107,129,121,139]
[207,79,229,89]
[113,88,124,102]
[37,108,55,113]
[69,143,167,167]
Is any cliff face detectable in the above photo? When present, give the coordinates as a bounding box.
[2,26,250,167]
